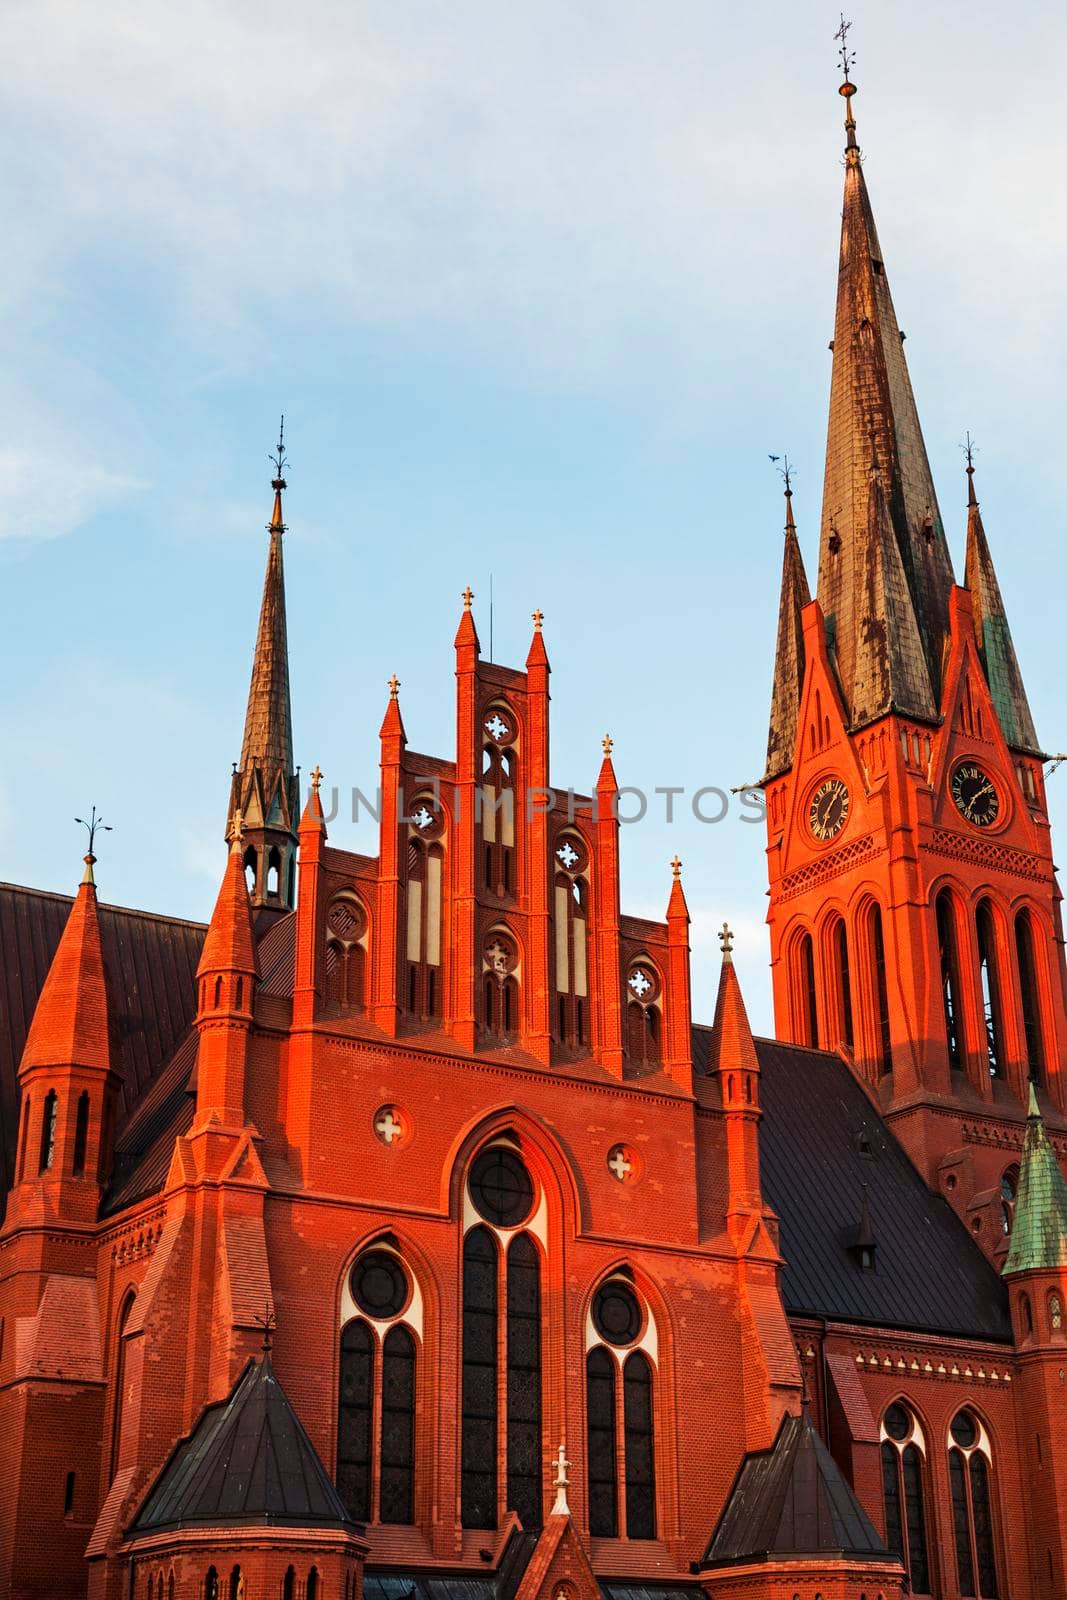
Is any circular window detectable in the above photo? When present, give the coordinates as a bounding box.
[484,933,518,977]
[328,897,365,941]
[883,1403,910,1442]
[469,1146,534,1228]
[592,1280,642,1346]
[626,964,659,1004]
[350,1250,408,1319]
[950,1410,977,1449]
[408,796,445,840]
[484,709,513,745]
[554,834,588,875]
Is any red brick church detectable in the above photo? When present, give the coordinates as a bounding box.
[2,63,1066,1600]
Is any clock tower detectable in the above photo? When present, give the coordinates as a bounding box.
[763,67,1067,1242]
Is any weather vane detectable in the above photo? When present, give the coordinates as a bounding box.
[834,14,855,82]
[270,414,288,486]
[75,806,112,860]
[961,431,978,473]
[778,456,795,495]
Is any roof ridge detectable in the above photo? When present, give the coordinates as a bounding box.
[0,882,208,932]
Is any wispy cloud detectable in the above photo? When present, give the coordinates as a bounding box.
[0,446,145,546]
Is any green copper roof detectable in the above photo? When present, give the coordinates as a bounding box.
[1003,1086,1067,1276]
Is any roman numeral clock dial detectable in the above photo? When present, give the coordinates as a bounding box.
[808,778,850,842]
[951,763,1000,827]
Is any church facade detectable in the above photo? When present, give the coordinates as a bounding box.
[2,67,1067,1600]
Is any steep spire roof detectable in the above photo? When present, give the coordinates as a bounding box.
[765,483,812,779]
[964,455,1040,753]
[850,442,936,726]
[130,1353,355,1535]
[238,444,294,782]
[702,1407,895,1567]
[817,71,955,725]
[1003,1086,1067,1275]
[21,854,112,1077]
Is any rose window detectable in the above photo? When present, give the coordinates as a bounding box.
[628,968,653,1000]
[484,711,511,744]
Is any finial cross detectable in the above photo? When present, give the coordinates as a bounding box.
[270,414,288,482]
[602,733,614,756]
[671,854,682,880]
[75,805,112,861]
[254,1303,276,1353]
[310,764,323,793]
[531,607,544,632]
[462,584,475,610]
[961,431,978,474]
[719,921,734,957]
[834,14,856,82]
[232,808,244,843]
[388,673,401,700]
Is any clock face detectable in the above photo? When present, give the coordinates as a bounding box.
[809,778,850,842]
[951,763,1000,828]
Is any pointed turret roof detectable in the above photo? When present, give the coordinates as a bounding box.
[21,855,112,1077]
[197,836,259,982]
[454,584,480,652]
[238,466,294,782]
[1003,1086,1067,1275]
[526,608,549,670]
[706,930,760,1079]
[964,457,1040,754]
[702,1408,895,1568]
[765,485,811,778]
[130,1353,356,1535]
[817,74,955,724]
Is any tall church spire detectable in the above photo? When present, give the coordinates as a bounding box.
[817,41,955,725]
[765,474,811,779]
[227,420,299,910]
[963,447,1040,753]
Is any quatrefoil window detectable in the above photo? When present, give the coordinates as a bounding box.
[557,841,579,869]
[628,969,652,999]
[412,805,434,830]
[484,711,511,744]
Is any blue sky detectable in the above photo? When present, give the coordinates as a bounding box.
[3,1,1066,1031]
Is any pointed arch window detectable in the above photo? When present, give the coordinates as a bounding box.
[325,894,368,1011]
[482,705,517,897]
[17,1093,31,1182]
[937,892,963,1072]
[406,795,445,1020]
[948,1410,999,1598]
[204,1569,219,1600]
[110,1291,136,1480]
[870,905,892,1075]
[586,1279,657,1540]
[976,901,1005,1079]
[553,832,590,1050]
[461,1149,542,1532]
[1014,911,1045,1084]
[482,930,520,1041]
[830,917,853,1051]
[337,1249,417,1525]
[880,1403,930,1594]
[38,1089,58,1173]
[792,931,819,1048]
[626,962,662,1070]
[72,1091,91,1177]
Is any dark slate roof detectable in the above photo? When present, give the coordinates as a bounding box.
[363,1574,700,1600]
[694,1028,1011,1342]
[130,1354,354,1535]
[702,1409,895,1568]
[0,882,204,1199]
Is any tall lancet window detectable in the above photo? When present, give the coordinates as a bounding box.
[337,1246,418,1526]
[1014,910,1045,1085]
[976,901,1005,1079]
[482,704,517,897]
[869,905,893,1075]
[948,1410,1000,1598]
[791,930,819,1047]
[585,1276,657,1540]
[829,916,853,1051]
[406,793,445,1020]
[936,892,963,1072]
[880,1403,931,1595]
[460,1145,543,1532]
[552,830,589,1049]
[625,960,662,1070]
[482,929,520,1041]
